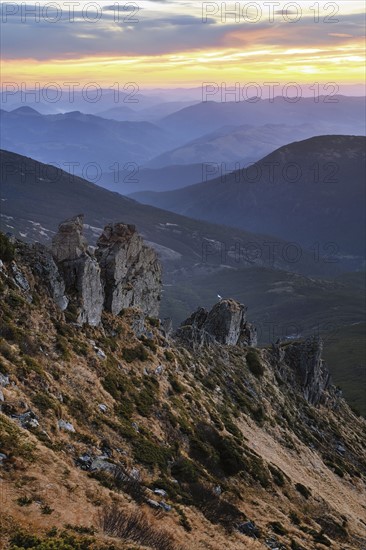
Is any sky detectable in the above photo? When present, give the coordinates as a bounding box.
[1,0,365,89]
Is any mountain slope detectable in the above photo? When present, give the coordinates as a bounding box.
[0,237,365,549]
[131,135,366,266]
[0,149,331,277]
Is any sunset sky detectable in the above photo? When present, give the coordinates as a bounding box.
[1,0,365,88]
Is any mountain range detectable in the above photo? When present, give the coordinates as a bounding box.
[132,135,366,267]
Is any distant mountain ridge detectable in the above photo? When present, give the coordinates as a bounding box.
[131,135,366,266]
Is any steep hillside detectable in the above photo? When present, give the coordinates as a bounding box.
[0,149,333,277]
[132,136,366,265]
[0,232,365,550]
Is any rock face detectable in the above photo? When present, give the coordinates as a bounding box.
[175,299,257,348]
[31,243,69,311]
[52,215,104,326]
[50,216,162,325]
[52,215,88,262]
[96,223,162,317]
[271,337,331,405]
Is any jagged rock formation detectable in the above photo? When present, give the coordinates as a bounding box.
[52,215,88,262]
[270,337,331,405]
[52,216,104,326]
[96,223,162,317]
[28,243,69,311]
[175,299,257,348]
[49,215,162,325]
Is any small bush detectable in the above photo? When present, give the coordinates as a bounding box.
[99,505,179,550]
[269,464,286,487]
[187,483,244,529]
[295,482,311,499]
[269,521,288,535]
[246,349,264,378]
[313,530,331,547]
[169,376,184,394]
[133,438,171,469]
[171,457,199,482]
[0,414,36,460]
[164,350,174,362]
[0,232,15,262]
[123,344,149,363]
[31,392,58,414]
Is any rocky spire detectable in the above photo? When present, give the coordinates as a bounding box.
[270,337,331,405]
[175,299,257,348]
[96,222,162,317]
[52,215,104,326]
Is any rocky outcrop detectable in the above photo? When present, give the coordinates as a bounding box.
[30,243,69,311]
[96,223,161,317]
[270,337,331,405]
[175,299,257,348]
[52,216,104,326]
[52,215,88,262]
[49,216,162,325]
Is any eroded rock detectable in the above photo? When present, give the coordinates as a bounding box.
[175,299,257,348]
[96,223,162,317]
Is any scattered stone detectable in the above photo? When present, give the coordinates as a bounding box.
[238,521,260,539]
[95,347,106,359]
[58,419,75,432]
[16,410,39,429]
[90,457,117,474]
[130,467,140,480]
[214,485,222,496]
[76,454,93,470]
[159,501,172,512]
[0,389,4,402]
[155,365,164,375]
[98,404,107,412]
[336,444,346,455]
[154,488,167,497]
[131,422,139,432]
[0,374,10,387]
[0,453,8,465]
[146,499,161,509]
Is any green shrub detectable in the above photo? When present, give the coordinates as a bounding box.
[139,335,157,353]
[313,530,331,547]
[135,377,159,417]
[295,482,311,499]
[31,393,58,414]
[164,350,174,362]
[246,349,265,378]
[269,521,288,535]
[269,464,286,487]
[169,376,184,394]
[0,233,15,262]
[0,414,36,460]
[171,457,199,482]
[122,344,149,363]
[133,438,171,469]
